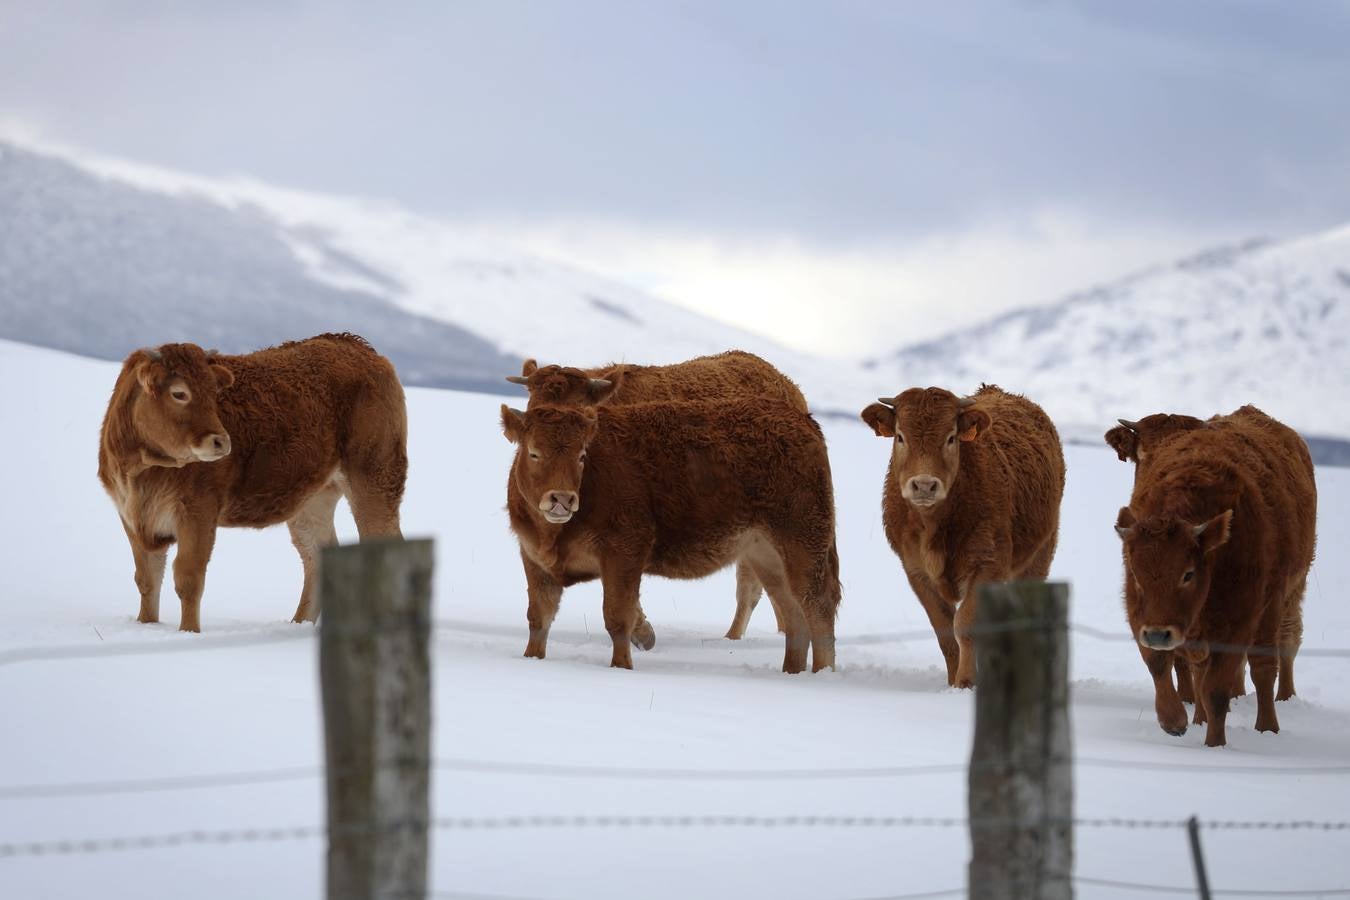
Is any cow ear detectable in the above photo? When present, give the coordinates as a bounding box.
[860,403,895,438]
[958,408,991,442]
[210,364,234,390]
[1115,506,1136,540]
[500,405,527,444]
[134,354,166,397]
[1104,425,1139,462]
[1193,509,1233,554]
[521,359,538,377]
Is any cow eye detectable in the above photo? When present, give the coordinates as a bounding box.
[171,390,189,403]
[947,434,956,446]
[1181,570,1195,584]
[528,451,540,461]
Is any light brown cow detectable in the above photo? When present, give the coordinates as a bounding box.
[1115,405,1316,745]
[507,351,815,642]
[502,398,841,673]
[98,333,407,631]
[860,385,1065,687]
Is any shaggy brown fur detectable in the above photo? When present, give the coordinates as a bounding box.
[1115,405,1316,746]
[508,350,815,643]
[98,333,407,631]
[860,385,1065,687]
[501,398,841,674]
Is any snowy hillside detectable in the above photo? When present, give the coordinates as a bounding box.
[3,338,1350,899]
[0,136,862,410]
[868,230,1350,451]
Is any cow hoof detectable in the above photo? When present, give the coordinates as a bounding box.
[136,615,158,624]
[724,629,744,641]
[631,621,657,651]
[523,648,546,660]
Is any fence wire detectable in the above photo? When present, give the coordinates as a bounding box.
[5,813,1350,859]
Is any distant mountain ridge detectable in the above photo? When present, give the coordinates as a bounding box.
[2,135,1348,465]
[867,226,1350,450]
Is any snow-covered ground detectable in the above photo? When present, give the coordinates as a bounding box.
[2,338,1348,899]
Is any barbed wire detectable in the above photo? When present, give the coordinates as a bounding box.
[5,813,1350,859]
[1074,874,1350,896]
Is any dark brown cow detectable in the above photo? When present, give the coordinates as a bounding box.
[1105,412,1246,706]
[1114,405,1316,746]
[501,398,840,673]
[507,351,813,642]
[98,333,407,631]
[860,385,1065,687]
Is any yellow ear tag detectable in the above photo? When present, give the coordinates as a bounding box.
[958,425,978,442]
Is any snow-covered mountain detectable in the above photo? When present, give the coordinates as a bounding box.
[0,137,857,408]
[867,229,1350,458]
[3,134,1348,462]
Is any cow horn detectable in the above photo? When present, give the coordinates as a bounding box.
[1192,521,1209,538]
[590,378,612,390]
[957,397,976,408]
[876,397,895,407]
[505,375,530,385]
[1117,418,1139,431]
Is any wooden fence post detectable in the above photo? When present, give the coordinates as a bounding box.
[321,538,434,900]
[967,580,1073,900]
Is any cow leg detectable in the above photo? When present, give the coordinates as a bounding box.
[1230,656,1248,697]
[910,576,959,686]
[286,484,342,623]
[1200,652,1241,747]
[1191,660,1209,726]
[740,552,807,674]
[1278,577,1305,701]
[123,521,167,624]
[520,551,562,660]
[952,594,978,689]
[341,378,408,540]
[1251,652,1280,734]
[1174,654,1195,704]
[600,561,643,670]
[1141,646,1187,736]
[725,561,767,640]
[173,517,218,633]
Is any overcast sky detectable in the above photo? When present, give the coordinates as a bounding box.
[3,1,1349,355]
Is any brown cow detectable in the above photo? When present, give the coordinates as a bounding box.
[507,351,814,642]
[501,398,840,673]
[1114,405,1316,746]
[1106,413,1213,704]
[860,385,1065,688]
[98,333,407,631]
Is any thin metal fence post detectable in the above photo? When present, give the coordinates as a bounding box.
[1187,815,1212,900]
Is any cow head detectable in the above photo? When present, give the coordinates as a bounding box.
[501,404,597,525]
[1115,506,1233,650]
[505,359,621,408]
[860,387,991,509]
[127,344,234,464]
[1104,414,1205,463]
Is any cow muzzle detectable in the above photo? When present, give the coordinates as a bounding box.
[192,432,232,462]
[902,474,946,507]
[539,490,579,524]
[1138,625,1183,651]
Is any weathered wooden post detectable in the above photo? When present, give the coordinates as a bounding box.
[320,538,434,900]
[967,580,1072,900]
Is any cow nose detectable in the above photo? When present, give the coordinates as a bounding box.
[546,491,578,512]
[908,476,940,495]
[211,434,230,454]
[1140,628,1176,649]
